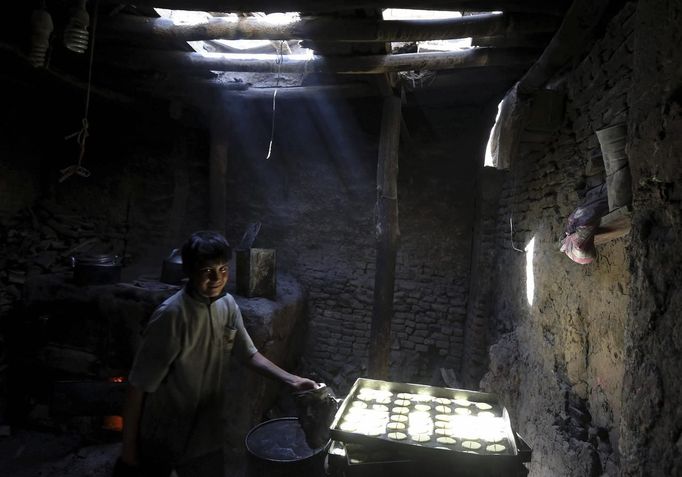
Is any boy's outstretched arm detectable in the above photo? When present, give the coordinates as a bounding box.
[247,352,318,391]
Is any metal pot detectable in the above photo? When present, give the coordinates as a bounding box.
[161,248,186,285]
[245,417,328,477]
[71,254,122,286]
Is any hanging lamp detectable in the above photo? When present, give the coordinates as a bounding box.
[29,3,54,67]
[64,0,90,54]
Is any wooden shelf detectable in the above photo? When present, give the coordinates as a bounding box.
[594,207,631,245]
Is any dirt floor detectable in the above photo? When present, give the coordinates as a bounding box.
[0,429,254,477]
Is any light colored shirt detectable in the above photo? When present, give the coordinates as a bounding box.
[128,287,258,464]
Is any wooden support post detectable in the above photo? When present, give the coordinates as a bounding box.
[209,109,228,235]
[368,95,401,379]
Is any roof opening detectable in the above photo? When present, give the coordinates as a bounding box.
[154,9,312,56]
[484,99,504,168]
[382,9,502,52]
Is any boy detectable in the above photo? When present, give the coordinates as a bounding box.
[116,231,316,476]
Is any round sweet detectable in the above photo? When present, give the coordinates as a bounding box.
[359,426,383,436]
[437,436,457,445]
[375,397,392,404]
[474,402,493,410]
[434,397,451,405]
[390,414,408,422]
[392,406,409,414]
[397,393,414,400]
[453,399,471,407]
[434,421,449,428]
[388,432,407,440]
[454,407,471,415]
[386,422,406,431]
[477,411,495,418]
[434,414,453,422]
[435,405,452,414]
[393,399,411,407]
[486,444,506,453]
[483,433,505,443]
[410,434,431,442]
[339,421,357,432]
[461,441,482,450]
[372,404,389,412]
[415,404,431,412]
[343,412,362,422]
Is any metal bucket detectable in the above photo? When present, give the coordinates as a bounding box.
[245,417,328,477]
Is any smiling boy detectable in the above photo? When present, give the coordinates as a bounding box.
[116,231,316,476]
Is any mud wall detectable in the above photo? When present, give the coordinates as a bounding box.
[476,1,682,476]
[619,0,682,475]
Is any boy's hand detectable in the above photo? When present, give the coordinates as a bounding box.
[288,375,318,392]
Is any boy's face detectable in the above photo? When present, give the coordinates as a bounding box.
[189,259,228,298]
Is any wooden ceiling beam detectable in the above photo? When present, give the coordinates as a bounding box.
[143,80,378,99]
[517,0,614,94]
[100,0,568,15]
[100,12,559,43]
[102,47,540,74]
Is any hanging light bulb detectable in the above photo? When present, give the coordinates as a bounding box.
[29,5,54,67]
[64,0,90,54]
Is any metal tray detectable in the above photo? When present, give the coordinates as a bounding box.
[330,378,519,462]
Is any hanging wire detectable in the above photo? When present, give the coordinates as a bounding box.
[508,159,525,253]
[60,0,98,182]
[509,216,525,252]
[265,40,285,160]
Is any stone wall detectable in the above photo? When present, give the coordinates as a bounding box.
[474,1,682,475]
[222,98,491,391]
[0,71,209,288]
[0,71,209,427]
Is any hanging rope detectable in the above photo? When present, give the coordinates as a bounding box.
[266,40,285,160]
[61,0,98,182]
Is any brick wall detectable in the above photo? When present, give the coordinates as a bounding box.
[223,99,490,391]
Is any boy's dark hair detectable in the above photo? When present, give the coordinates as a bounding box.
[181,231,232,273]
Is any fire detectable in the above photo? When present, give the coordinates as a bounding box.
[102,415,123,432]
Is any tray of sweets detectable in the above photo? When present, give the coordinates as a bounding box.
[329,378,519,460]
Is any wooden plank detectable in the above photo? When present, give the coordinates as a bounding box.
[517,0,613,95]
[100,12,559,43]
[594,207,631,245]
[369,95,401,379]
[101,0,569,15]
[102,47,540,74]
